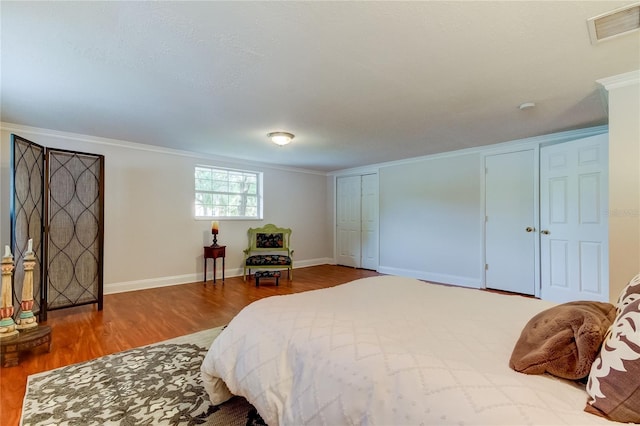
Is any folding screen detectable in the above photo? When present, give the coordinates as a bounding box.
[10,135,45,318]
[10,135,104,320]
[46,148,104,312]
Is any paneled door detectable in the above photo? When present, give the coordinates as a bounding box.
[336,176,361,268]
[360,174,378,270]
[336,174,379,270]
[540,134,608,303]
[485,150,536,295]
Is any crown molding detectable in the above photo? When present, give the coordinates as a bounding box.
[330,125,609,176]
[0,122,327,176]
[597,70,640,90]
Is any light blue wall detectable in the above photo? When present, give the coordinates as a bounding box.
[332,125,609,291]
[378,153,483,287]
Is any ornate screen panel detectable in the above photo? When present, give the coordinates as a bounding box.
[11,135,45,317]
[46,149,104,310]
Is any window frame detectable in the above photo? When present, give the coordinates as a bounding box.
[194,165,263,220]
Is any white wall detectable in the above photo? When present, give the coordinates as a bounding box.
[0,124,331,294]
[334,126,610,293]
[3,105,635,302]
[378,153,483,287]
[600,71,640,300]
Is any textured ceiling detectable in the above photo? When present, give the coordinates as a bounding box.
[1,1,639,172]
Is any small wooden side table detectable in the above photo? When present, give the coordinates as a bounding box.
[204,245,226,283]
[0,325,52,368]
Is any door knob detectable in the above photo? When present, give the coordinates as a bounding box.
[525,227,535,232]
[541,230,550,235]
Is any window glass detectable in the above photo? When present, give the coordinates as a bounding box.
[195,166,263,219]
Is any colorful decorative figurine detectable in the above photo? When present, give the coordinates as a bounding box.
[17,239,37,330]
[0,245,19,339]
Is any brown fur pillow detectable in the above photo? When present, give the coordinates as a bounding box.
[509,301,616,380]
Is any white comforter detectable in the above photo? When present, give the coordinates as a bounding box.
[201,275,615,425]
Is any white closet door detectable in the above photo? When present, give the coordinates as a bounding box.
[336,176,361,268]
[485,150,536,295]
[361,174,379,271]
[540,134,609,303]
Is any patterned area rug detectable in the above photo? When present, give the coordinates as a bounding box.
[20,326,266,426]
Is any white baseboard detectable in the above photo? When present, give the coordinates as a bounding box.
[376,266,482,289]
[105,274,199,295]
[104,257,334,295]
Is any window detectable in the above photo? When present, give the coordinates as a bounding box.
[194,166,263,219]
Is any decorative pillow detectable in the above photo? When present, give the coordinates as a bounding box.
[256,233,284,249]
[616,273,640,314]
[509,301,616,380]
[585,296,640,423]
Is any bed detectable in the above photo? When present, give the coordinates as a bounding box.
[201,275,639,425]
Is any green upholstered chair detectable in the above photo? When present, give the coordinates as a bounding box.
[243,224,293,281]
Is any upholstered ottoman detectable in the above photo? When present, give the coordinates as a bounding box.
[254,270,281,287]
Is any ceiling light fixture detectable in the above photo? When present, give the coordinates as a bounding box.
[268,131,295,146]
[519,102,536,110]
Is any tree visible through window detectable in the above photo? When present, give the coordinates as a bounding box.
[195,166,262,219]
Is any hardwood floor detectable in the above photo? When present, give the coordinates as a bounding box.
[0,265,380,426]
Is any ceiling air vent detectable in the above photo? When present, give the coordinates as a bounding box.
[587,2,640,44]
